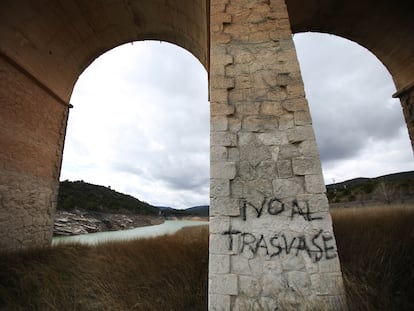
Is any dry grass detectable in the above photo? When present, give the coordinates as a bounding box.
[0,226,208,311]
[331,205,414,310]
[0,206,413,310]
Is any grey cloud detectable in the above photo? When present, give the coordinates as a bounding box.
[294,33,407,164]
[127,42,207,100]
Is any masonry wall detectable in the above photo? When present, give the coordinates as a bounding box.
[208,0,347,309]
[398,88,414,149]
[0,54,68,251]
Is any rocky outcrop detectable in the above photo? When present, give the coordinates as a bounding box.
[54,210,164,236]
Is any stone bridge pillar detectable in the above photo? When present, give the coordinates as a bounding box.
[209,0,347,309]
[394,84,414,152]
[0,53,69,251]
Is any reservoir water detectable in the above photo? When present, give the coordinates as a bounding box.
[52,220,208,245]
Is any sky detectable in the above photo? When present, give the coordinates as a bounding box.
[60,33,414,209]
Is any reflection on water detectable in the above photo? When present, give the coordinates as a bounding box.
[52,220,208,245]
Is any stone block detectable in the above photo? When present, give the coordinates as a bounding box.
[282,98,308,112]
[211,76,235,90]
[270,146,280,161]
[236,102,261,115]
[211,102,235,116]
[279,113,294,130]
[211,162,237,179]
[294,110,312,125]
[259,297,279,311]
[210,197,240,216]
[239,145,271,167]
[242,116,278,132]
[231,178,244,197]
[266,88,287,101]
[257,130,288,145]
[233,297,262,311]
[210,233,234,254]
[278,144,300,159]
[281,254,305,271]
[209,294,231,311]
[211,178,231,197]
[298,140,320,157]
[234,74,252,90]
[277,159,292,178]
[318,255,341,273]
[272,177,304,198]
[210,254,231,274]
[239,275,262,298]
[210,216,230,234]
[238,132,257,146]
[260,101,285,116]
[231,255,251,275]
[211,132,237,147]
[306,193,329,212]
[256,160,276,180]
[239,161,257,181]
[317,272,346,296]
[305,174,326,194]
[287,125,315,143]
[211,116,229,131]
[209,274,238,295]
[292,157,321,175]
[262,273,288,296]
[227,147,240,161]
[229,117,242,132]
[287,271,311,295]
[263,260,283,274]
[211,146,228,161]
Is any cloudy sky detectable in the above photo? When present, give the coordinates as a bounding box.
[60,33,414,209]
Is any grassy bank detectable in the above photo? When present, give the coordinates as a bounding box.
[0,206,413,310]
[331,205,414,311]
[0,226,209,311]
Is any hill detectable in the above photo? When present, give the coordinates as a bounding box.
[186,205,209,217]
[57,180,210,217]
[326,171,414,205]
[57,180,158,215]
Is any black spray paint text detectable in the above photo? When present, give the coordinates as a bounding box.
[223,229,337,263]
[240,197,323,222]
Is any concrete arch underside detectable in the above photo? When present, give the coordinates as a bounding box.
[0,0,413,309]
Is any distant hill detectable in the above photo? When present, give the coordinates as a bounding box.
[156,206,190,217]
[326,171,414,204]
[185,205,209,217]
[59,171,413,217]
[155,205,209,217]
[57,180,158,215]
[58,180,210,217]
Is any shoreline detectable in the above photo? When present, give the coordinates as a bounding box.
[54,210,208,236]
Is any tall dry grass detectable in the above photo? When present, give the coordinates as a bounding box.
[0,206,413,310]
[0,226,208,311]
[331,205,414,311]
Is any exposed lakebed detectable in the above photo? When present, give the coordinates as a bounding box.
[53,219,209,245]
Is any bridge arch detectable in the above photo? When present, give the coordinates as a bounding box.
[286,0,414,147]
[1,0,413,309]
[0,0,209,103]
[0,0,209,251]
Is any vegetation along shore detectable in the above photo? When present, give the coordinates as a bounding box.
[1,204,413,310]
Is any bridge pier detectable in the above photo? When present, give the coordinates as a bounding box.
[394,84,414,151]
[0,53,68,251]
[208,0,347,309]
